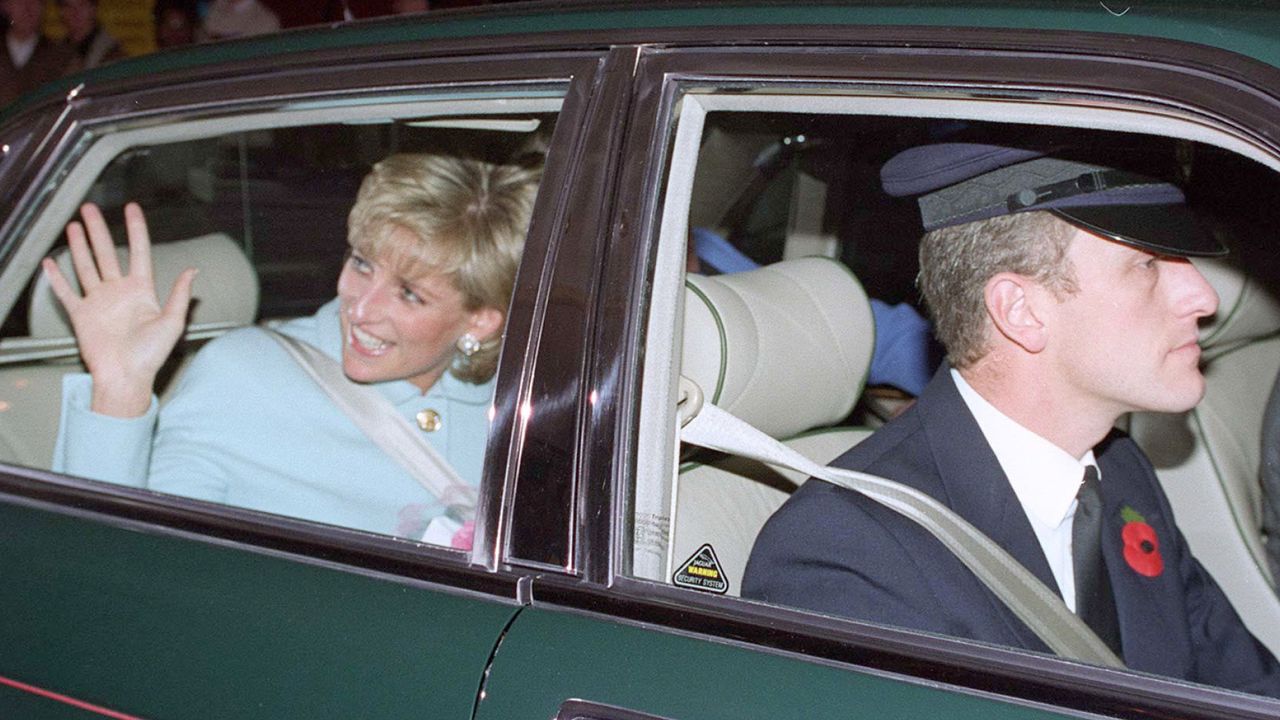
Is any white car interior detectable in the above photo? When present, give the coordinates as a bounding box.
[671,257,875,594]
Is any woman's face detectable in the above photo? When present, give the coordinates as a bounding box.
[337,226,503,391]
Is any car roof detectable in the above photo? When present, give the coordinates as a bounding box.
[7,0,1280,121]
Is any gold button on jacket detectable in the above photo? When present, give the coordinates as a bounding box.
[416,409,442,432]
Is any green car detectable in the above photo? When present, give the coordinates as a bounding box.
[1,1,1279,717]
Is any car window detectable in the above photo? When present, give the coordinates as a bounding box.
[627,83,1280,693]
[0,90,562,548]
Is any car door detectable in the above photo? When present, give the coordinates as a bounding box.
[0,35,609,718]
[477,27,1280,720]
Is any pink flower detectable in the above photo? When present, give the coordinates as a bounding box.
[450,520,475,551]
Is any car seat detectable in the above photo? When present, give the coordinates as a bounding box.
[1128,256,1280,655]
[669,256,875,596]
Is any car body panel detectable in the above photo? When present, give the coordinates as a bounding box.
[0,489,524,712]
[0,684,111,720]
[12,3,1280,84]
[477,604,1076,720]
[0,496,521,719]
[10,1,1280,121]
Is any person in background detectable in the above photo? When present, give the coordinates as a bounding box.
[199,0,279,41]
[58,0,123,72]
[154,0,198,50]
[1,0,73,106]
[392,0,429,14]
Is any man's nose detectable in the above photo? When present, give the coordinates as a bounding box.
[1178,260,1220,320]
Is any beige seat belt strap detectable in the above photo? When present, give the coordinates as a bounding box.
[264,328,477,521]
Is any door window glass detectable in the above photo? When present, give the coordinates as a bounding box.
[630,84,1280,698]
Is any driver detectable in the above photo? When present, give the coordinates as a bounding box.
[744,142,1280,696]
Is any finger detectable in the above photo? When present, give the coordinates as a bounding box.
[64,221,101,291]
[161,267,198,326]
[122,202,154,283]
[79,203,123,280]
[41,258,82,312]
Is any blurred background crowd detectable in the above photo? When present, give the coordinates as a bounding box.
[2,0,519,106]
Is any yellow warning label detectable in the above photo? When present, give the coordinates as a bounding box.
[672,544,729,594]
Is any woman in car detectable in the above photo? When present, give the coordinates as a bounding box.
[46,153,539,545]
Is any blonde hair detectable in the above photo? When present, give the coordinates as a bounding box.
[347,153,541,383]
[918,211,1077,368]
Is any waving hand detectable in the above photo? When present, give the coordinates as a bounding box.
[42,203,197,417]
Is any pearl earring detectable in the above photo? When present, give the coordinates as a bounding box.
[456,333,481,357]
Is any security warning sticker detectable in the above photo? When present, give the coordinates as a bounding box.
[672,544,729,594]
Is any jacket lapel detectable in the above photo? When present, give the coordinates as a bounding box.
[916,368,1064,646]
[1097,437,1193,675]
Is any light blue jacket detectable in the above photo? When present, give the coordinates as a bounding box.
[53,299,494,539]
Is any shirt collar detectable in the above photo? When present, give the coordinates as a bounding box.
[951,368,1098,529]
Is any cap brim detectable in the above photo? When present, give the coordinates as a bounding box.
[1052,204,1226,258]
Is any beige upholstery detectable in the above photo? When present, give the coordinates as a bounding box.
[670,257,875,595]
[680,257,872,438]
[28,232,260,338]
[0,234,258,470]
[1129,256,1280,654]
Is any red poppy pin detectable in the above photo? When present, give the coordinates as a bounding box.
[1120,506,1164,577]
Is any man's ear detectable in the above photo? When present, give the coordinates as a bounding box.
[469,306,505,343]
[984,272,1047,354]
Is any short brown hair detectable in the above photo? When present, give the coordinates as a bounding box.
[918,210,1077,368]
[347,153,541,383]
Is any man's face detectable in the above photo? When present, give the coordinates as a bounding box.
[1043,227,1218,419]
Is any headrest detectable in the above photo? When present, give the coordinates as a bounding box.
[29,232,260,338]
[682,257,873,439]
[1196,256,1280,351]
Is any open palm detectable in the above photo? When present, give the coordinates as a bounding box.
[42,203,197,417]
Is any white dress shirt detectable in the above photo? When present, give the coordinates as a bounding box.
[952,369,1097,612]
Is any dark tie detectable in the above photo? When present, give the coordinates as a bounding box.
[1073,465,1122,655]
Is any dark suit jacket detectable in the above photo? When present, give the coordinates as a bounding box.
[743,368,1280,697]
